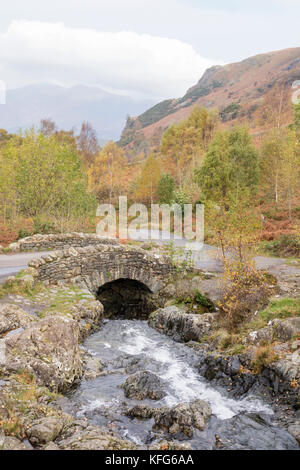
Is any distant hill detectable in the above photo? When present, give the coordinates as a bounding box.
[0,83,155,141]
[119,47,300,152]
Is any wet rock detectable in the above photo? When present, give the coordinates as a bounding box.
[122,371,166,400]
[149,306,215,343]
[288,421,300,444]
[70,299,104,341]
[0,431,28,450]
[153,400,212,437]
[82,353,104,380]
[3,316,82,392]
[56,424,136,450]
[126,404,154,420]
[269,350,300,384]
[0,303,36,335]
[214,413,299,450]
[26,416,65,445]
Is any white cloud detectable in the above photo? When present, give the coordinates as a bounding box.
[0,20,217,99]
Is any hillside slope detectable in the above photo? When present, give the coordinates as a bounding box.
[119,47,300,152]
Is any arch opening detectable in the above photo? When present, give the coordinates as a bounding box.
[96,278,159,319]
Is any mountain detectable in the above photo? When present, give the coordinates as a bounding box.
[0,84,155,141]
[119,47,300,152]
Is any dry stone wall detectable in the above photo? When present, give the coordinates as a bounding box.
[9,233,119,252]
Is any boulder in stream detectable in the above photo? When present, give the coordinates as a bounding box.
[121,370,166,400]
[149,306,215,343]
[214,413,299,450]
[56,422,136,450]
[126,404,154,420]
[153,400,212,437]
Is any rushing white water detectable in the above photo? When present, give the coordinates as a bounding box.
[111,321,272,419]
[63,320,272,434]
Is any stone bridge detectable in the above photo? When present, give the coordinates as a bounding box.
[9,233,119,253]
[29,244,176,318]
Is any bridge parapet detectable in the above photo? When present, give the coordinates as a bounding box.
[9,233,119,253]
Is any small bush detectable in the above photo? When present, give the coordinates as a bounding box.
[263,234,300,257]
[219,259,271,331]
[33,217,56,235]
[251,345,278,373]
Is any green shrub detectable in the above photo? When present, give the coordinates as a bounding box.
[263,234,300,257]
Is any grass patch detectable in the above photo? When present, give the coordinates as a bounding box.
[0,278,46,299]
[205,297,300,355]
[0,371,60,439]
[40,285,94,315]
[258,297,300,322]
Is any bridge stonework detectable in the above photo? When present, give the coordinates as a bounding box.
[9,233,119,253]
[28,244,175,295]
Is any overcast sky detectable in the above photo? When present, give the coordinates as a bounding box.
[0,0,299,99]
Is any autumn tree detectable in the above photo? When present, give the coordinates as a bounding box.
[88,141,127,204]
[77,121,100,167]
[257,84,290,129]
[0,130,96,224]
[261,106,300,219]
[160,108,218,186]
[157,174,176,204]
[0,129,15,149]
[261,130,284,205]
[195,127,259,208]
[279,129,300,220]
[134,153,161,205]
[40,118,57,136]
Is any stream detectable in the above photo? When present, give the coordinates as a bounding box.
[59,319,295,450]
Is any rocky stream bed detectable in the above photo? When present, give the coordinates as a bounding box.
[0,259,299,450]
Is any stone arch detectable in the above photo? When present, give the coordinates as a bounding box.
[82,263,164,296]
[96,278,158,319]
[30,244,175,318]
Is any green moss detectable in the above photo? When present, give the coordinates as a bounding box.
[194,291,215,311]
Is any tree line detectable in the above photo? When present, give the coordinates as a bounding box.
[1,102,299,241]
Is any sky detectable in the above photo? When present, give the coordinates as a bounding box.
[0,0,299,99]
